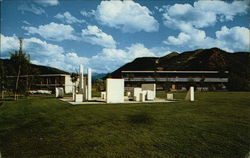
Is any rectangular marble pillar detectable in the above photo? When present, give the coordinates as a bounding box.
[185,86,194,101]
[106,78,124,103]
[133,88,142,101]
[190,87,194,101]
[141,84,156,99]
[79,64,84,93]
[87,68,92,100]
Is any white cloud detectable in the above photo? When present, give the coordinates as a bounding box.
[164,26,250,52]
[81,25,116,48]
[80,10,95,17]
[0,34,19,54]
[55,12,85,24]
[35,0,59,6]
[163,0,248,31]
[0,34,88,72]
[193,0,248,21]
[22,22,78,41]
[162,0,249,52]
[95,0,159,33]
[1,34,158,73]
[215,26,250,51]
[89,43,156,72]
[18,4,45,15]
[22,20,30,25]
[164,32,191,45]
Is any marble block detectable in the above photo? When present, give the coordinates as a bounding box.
[167,93,174,100]
[101,91,106,99]
[55,87,64,98]
[75,94,83,102]
[106,79,124,103]
[146,90,155,100]
[133,88,142,101]
[140,92,146,102]
[141,84,156,99]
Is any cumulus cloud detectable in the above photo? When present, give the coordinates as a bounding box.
[162,0,248,30]
[95,0,159,33]
[22,22,78,41]
[89,43,156,72]
[0,34,88,72]
[18,4,45,15]
[164,26,250,52]
[215,26,250,51]
[80,10,95,17]
[81,25,116,48]
[35,0,59,6]
[162,0,249,52]
[0,34,19,54]
[55,12,85,24]
[1,33,156,73]
[193,0,248,21]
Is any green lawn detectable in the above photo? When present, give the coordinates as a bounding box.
[0,92,249,158]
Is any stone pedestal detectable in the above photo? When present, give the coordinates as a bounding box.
[167,93,174,100]
[146,90,154,100]
[56,87,64,98]
[141,84,156,100]
[75,94,83,102]
[140,92,146,102]
[101,91,106,99]
[133,88,142,101]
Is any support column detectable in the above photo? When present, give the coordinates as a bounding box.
[87,68,92,100]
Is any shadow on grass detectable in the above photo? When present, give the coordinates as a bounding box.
[127,112,154,124]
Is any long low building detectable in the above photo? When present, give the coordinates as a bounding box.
[7,74,76,94]
[121,70,229,91]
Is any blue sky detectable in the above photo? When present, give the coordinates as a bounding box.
[1,0,249,73]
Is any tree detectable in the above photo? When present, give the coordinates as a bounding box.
[164,79,171,92]
[70,73,79,93]
[94,79,105,92]
[199,77,205,91]
[9,38,31,100]
[186,78,197,90]
[0,59,7,99]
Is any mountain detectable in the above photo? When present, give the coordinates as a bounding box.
[92,73,107,80]
[110,47,250,77]
[109,47,250,91]
[0,58,69,76]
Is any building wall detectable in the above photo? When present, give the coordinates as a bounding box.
[121,71,229,91]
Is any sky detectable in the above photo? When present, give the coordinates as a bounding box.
[1,0,249,73]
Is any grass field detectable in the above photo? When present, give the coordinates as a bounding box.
[0,92,249,158]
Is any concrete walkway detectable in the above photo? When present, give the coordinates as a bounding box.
[60,97,176,105]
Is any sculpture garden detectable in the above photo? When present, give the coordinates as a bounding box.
[0,91,249,158]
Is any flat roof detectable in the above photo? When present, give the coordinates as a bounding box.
[121,71,229,73]
[7,74,70,77]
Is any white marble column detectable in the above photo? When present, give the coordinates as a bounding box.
[79,64,84,93]
[87,68,92,100]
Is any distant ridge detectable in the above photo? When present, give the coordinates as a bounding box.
[110,47,250,78]
[0,58,69,75]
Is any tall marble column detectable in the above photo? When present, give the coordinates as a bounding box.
[87,68,92,100]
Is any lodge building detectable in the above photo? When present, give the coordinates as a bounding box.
[121,70,229,91]
[7,74,75,94]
